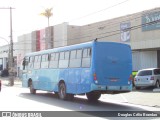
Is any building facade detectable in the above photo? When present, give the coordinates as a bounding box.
[0,43,18,75]
[66,7,160,71]
[14,7,160,72]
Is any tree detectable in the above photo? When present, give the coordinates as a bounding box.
[40,8,53,27]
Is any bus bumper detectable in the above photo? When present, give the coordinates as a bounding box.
[91,84,132,92]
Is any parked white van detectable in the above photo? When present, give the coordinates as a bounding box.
[134,68,160,89]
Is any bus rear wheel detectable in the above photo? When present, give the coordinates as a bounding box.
[86,92,101,101]
[29,81,36,94]
[58,82,74,101]
[58,82,67,100]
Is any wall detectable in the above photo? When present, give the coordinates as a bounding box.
[31,31,37,52]
[131,8,160,50]
[16,7,160,71]
[54,22,68,48]
[132,51,157,71]
[67,25,81,45]
[45,26,54,49]
[0,43,18,70]
[17,33,33,67]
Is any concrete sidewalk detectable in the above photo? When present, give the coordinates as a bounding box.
[0,77,22,86]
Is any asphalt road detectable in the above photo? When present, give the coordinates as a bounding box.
[0,82,160,119]
[1,77,160,108]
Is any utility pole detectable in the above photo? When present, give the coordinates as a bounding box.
[0,7,15,86]
[9,7,14,86]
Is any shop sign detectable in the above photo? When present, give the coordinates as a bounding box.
[142,11,160,31]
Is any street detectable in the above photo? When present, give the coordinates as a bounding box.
[0,80,160,119]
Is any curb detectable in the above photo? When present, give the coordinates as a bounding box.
[153,88,160,92]
[1,80,22,87]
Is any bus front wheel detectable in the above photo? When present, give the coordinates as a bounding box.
[86,92,101,101]
[29,81,36,94]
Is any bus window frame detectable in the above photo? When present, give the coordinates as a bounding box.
[69,49,82,68]
[49,52,60,68]
[34,55,42,69]
[82,48,92,68]
[41,54,49,69]
[28,56,34,69]
[59,51,70,68]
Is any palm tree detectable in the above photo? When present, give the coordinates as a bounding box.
[40,8,53,27]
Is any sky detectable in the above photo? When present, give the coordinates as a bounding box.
[0,0,160,45]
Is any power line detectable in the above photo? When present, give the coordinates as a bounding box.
[97,19,160,40]
[13,18,160,46]
[14,18,160,49]
[68,8,160,35]
[68,0,130,22]
[2,18,158,51]
[52,18,160,45]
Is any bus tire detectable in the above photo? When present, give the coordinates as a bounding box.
[86,92,101,101]
[58,82,67,100]
[29,81,36,94]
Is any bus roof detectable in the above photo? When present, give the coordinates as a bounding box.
[25,41,93,56]
[25,41,130,56]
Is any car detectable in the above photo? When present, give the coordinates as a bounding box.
[134,68,160,89]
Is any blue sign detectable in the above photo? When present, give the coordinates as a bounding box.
[142,11,160,31]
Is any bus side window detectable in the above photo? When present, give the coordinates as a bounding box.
[69,49,82,68]
[41,54,49,68]
[49,52,59,68]
[34,55,41,69]
[28,56,34,68]
[82,48,91,68]
[59,51,69,68]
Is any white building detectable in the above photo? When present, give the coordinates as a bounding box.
[0,42,18,74]
[13,7,160,72]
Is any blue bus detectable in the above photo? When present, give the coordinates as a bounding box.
[22,41,132,101]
